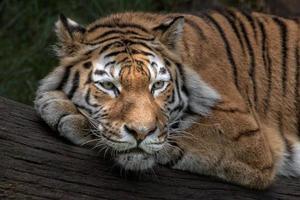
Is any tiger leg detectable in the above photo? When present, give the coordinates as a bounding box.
[34,81,94,146]
[168,110,285,189]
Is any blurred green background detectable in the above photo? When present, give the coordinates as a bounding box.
[0,0,299,105]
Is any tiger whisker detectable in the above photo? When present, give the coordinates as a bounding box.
[164,141,184,154]
[81,138,102,147]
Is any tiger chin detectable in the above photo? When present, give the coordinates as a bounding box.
[35,9,300,189]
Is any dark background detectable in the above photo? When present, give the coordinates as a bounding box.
[1,0,299,105]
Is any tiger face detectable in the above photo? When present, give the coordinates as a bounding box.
[55,16,192,170]
[88,51,177,170]
[37,14,219,171]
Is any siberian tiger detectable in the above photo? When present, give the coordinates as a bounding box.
[34,8,300,189]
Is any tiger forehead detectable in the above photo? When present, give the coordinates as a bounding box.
[85,19,154,42]
[92,52,170,84]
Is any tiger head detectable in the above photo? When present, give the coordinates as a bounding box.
[54,13,219,170]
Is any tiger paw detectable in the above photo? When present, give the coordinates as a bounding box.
[57,114,96,146]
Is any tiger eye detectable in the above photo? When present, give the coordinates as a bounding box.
[101,82,115,90]
[153,81,165,90]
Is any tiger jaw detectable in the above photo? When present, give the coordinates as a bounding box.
[98,127,166,170]
[109,140,162,171]
[115,151,156,171]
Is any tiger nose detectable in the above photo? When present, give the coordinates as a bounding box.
[124,124,157,144]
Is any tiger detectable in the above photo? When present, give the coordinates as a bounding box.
[34,8,300,189]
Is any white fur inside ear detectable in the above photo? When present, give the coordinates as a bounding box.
[55,17,80,32]
[184,67,220,116]
[67,18,80,26]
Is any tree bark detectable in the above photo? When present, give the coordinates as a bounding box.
[0,97,300,200]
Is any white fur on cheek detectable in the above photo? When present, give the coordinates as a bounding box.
[278,143,300,177]
[139,128,165,154]
[184,66,220,116]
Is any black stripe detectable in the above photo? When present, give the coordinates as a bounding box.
[88,23,149,33]
[295,44,300,137]
[99,41,123,55]
[124,30,146,36]
[258,21,268,77]
[164,141,184,168]
[168,90,175,104]
[85,88,98,108]
[67,71,80,99]
[278,111,284,134]
[59,14,74,39]
[59,14,85,38]
[100,112,108,118]
[40,101,51,113]
[221,10,246,54]
[85,36,121,46]
[104,61,116,68]
[116,57,129,65]
[84,49,94,56]
[164,58,171,67]
[83,62,92,69]
[174,66,183,102]
[170,121,179,130]
[94,30,125,39]
[56,65,73,90]
[203,13,240,91]
[74,103,93,115]
[176,63,189,97]
[130,49,155,57]
[150,62,158,78]
[240,10,258,41]
[85,71,92,84]
[170,69,185,116]
[92,30,144,42]
[94,69,108,76]
[129,36,155,41]
[92,108,103,117]
[159,67,167,74]
[234,12,257,108]
[273,17,289,96]
[258,20,272,114]
[136,58,150,64]
[57,113,70,132]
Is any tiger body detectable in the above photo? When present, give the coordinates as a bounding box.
[35,9,300,189]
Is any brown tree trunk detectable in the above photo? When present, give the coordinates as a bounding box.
[1,97,300,199]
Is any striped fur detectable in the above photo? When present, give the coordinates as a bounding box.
[35,9,300,189]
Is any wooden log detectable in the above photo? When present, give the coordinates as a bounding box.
[0,96,299,200]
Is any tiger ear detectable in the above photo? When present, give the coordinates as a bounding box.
[54,14,86,57]
[152,16,185,52]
